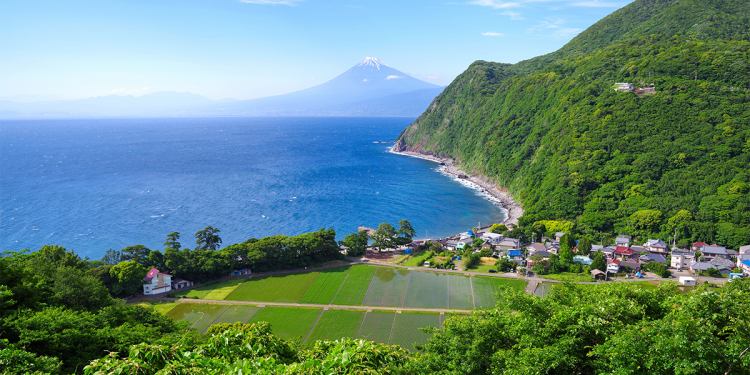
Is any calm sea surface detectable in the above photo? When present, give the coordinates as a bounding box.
[0,117,504,259]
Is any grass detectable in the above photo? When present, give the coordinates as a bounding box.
[402,251,434,267]
[226,272,320,302]
[357,311,396,342]
[472,276,526,308]
[249,307,322,341]
[300,268,350,304]
[173,279,243,299]
[138,301,178,315]
[466,257,497,273]
[330,265,376,305]
[541,272,593,283]
[173,264,527,310]
[306,310,365,342]
[163,302,445,350]
[213,305,260,323]
[389,312,441,350]
[166,303,227,333]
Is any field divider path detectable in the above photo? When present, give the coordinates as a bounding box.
[469,277,476,308]
[400,271,413,308]
[165,297,473,314]
[303,310,326,343]
[328,271,352,304]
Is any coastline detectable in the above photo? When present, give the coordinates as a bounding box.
[388,146,523,226]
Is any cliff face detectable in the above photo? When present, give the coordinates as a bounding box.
[397,0,750,247]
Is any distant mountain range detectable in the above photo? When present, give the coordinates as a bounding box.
[0,57,443,119]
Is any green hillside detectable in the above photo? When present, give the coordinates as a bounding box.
[396,0,750,248]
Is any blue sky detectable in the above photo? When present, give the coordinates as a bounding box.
[0,0,631,101]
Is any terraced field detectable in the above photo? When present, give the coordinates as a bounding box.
[176,264,526,309]
[163,302,442,350]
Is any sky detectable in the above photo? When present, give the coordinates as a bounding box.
[0,0,632,101]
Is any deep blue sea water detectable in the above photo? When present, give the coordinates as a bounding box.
[0,117,504,259]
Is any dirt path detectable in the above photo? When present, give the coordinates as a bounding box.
[164,297,474,314]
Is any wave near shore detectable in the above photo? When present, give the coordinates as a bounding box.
[388,146,523,226]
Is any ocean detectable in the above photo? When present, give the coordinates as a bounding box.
[0,117,505,259]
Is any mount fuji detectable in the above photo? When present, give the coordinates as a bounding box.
[226,57,444,117]
[0,58,443,118]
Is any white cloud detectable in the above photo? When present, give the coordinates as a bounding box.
[571,0,621,7]
[385,75,402,80]
[239,0,302,5]
[469,0,521,9]
[481,31,505,37]
[500,10,524,20]
[529,17,583,38]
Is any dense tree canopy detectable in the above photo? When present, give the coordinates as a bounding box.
[397,0,750,249]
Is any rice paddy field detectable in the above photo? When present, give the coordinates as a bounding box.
[175,264,526,309]
[164,264,526,349]
[162,303,443,350]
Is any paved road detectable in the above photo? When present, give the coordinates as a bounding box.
[163,297,473,314]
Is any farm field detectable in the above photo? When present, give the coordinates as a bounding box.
[162,302,442,350]
[176,264,526,309]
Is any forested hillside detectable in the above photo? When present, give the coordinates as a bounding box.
[396,0,750,248]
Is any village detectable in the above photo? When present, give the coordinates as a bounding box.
[396,226,750,287]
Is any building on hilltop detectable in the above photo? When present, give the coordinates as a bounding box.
[143,268,172,295]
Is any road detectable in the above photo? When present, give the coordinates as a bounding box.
[161,297,473,314]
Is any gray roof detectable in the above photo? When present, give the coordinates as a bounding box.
[702,245,729,255]
[640,253,667,263]
[527,243,547,252]
[691,257,735,271]
[644,239,667,248]
[739,245,750,254]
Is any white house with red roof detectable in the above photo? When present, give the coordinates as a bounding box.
[143,268,172,295]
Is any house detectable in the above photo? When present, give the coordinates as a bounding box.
[690,257,735,275]
[591,269,606,280]
[739,245,750,255]
[591,244,604,252]
[481,232,503,244]
[671,249,695,271]
[679,276,696,286]
[172,279,193,290]
[634,86,656,96]
[143,268,172,295]
[615,235,631,247]
[614,246,636,260]
[629,245,649,255]
[692,241,707,251]
[573,255,593,265]
[614,82,634,92]
[456,241,468,250]
[740,260,750,276]
[643,239,668,254]
[640,253,667,264]
[701,245,736,260]
[620,260,641,272]
[607,261,621,274]
[496,237,521,250]
[526,242,547,255]
[506,249,524,259]
[230,268,252,277]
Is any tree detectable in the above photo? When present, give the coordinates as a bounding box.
[558,234,575,265]
[490,223,508,234]
[371,223,397,252]
[341,230,368,257]
[108,260,148,296]
[578,237,592,256]
[120,245,151,265]
[398,219,416,241]
[464,253,481,269]
[628,209,663,239]
[164,231,182,250]
[195,226,222,250]
[100,249,122,265]
[496,257,516,272]
[591,251,606,272]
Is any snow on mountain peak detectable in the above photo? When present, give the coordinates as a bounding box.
[359,56,383,70]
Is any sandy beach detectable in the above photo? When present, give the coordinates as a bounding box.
[389,146,524,226]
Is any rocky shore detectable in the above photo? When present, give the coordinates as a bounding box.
[389,146,524,226]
